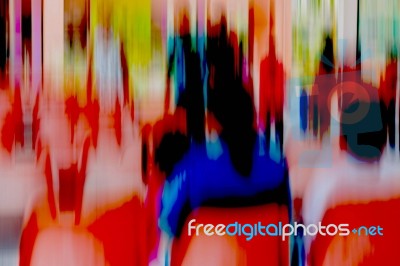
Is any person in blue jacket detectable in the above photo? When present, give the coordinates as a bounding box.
[157,16,290,238]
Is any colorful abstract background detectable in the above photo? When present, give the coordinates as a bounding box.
[0,0,399,265]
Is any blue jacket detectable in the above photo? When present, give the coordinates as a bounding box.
[159,135,288,237]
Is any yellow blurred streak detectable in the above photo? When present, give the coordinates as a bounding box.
[90,0,152,98]
[292,0,337,88]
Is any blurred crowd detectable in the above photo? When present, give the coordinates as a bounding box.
[0,0,399,265]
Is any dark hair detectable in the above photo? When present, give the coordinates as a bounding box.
[155,132,190,177]
[207,16,256,176]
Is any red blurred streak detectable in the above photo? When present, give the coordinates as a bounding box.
[171,204,290,266]
[44,152,57,220]
[114,98,122,146]
[19,213,39,266]
[379,59,397,107]
[87,196,147,266]
[309,198,400,266]
[75,135,91,225]
[259,11,284,131]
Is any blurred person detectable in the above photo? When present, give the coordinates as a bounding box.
[65,0,88,53]
[89,0,129,113]
[85,0,129,147]
[157,15,290,241]
[64,0,89,111]
[310,34,337,140]
[259,7,285,154]
[165,7,205,144]
[302,79,400,265]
